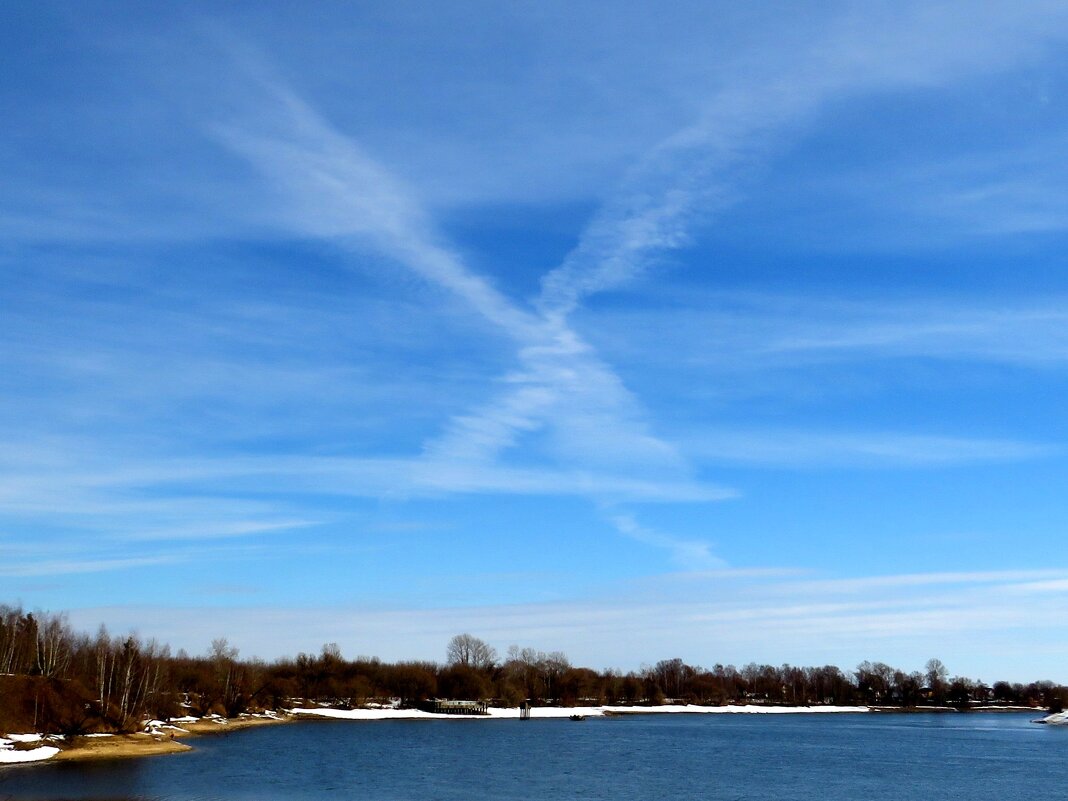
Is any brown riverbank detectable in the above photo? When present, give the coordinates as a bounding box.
[55,734,192,762]
[53,713,290,762]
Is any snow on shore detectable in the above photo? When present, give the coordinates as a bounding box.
[289,703,870,721]
[1038,711,1068,725]
[0,735,60,764]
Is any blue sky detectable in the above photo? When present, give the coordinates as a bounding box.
[4,0,1068,682]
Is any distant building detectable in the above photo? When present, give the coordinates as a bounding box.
[428,699,488,715]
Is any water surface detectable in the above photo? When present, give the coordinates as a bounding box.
[1,712,1063,800]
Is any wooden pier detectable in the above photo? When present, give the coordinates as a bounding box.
[429,699,488,715]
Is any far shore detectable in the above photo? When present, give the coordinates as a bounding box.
[1,704,1053,767]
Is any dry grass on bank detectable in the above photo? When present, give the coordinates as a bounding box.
[53,713,290,762]
[54,734,191,761]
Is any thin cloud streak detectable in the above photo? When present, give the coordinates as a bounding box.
[609,513,726,569]
[0,555,182,578]
[584,292,1068,373]
[1,454,732,510]
[122,519,320,542]
[682,429,1055,469]
[773,569,1068,596]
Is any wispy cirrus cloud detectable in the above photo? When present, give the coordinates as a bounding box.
[54,1,1068,569]
[786,129,1068,245]
[608,512,725,569]
[213,59,721,564]
[0,451,730,516]
[583,292,1068,374]
[0,555,183,578]
[770,569,1068,595]
[213,83,540,341]
[680,428,1055,469]
[536,1,1068,318]
[122,519,320,542]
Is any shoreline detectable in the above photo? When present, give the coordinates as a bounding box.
[0,713,291,766]
[1,704,1051,767]
[287,702,1042,723]
[56,713,292,762]
[288,703,872,722]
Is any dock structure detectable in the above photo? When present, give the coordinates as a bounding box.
[430,699,488,715]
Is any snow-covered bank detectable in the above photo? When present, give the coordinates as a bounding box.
[1037,711,1068,725]
[289,703,871,721]
[0,735,61,764]
[0,711,289,767]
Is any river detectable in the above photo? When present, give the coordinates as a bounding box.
[1,711,1064,800]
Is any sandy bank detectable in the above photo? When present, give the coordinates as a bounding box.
[54,734,192,762]
[171,712,290,737]
[1,712,290,766]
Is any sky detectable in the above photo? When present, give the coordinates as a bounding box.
[4,0,1068,683]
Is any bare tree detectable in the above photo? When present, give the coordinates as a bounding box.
[925,657,948,702]
[209,637,244,714]
[35,613,72,678]
[446,633,497,670]
[321,642,343,663]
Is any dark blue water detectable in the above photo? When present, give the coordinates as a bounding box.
[2,713,1065,800]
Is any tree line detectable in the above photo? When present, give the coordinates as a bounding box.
[1,605,1064,735]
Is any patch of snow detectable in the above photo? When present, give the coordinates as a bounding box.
[288,703,871,722]
[240,711,283,720]
[146,722,186,734]
[6,734,43,743]
[1039,711,1068,725]
[0,736,60,764]
[0,745,60,764]
[169,715,198,723]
